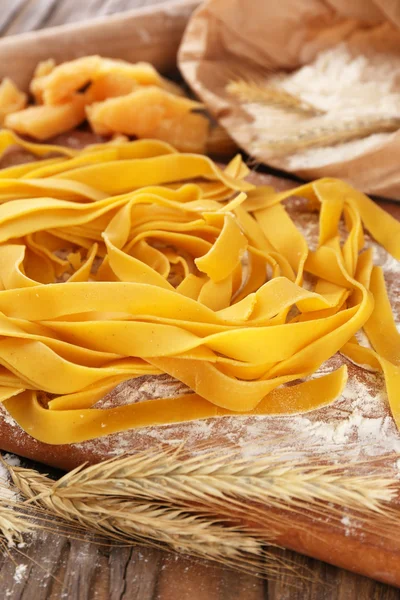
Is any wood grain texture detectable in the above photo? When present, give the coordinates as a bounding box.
[0,1,399,599]
[2,528,400,600]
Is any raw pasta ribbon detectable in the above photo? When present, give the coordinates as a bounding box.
[0,130,397,444]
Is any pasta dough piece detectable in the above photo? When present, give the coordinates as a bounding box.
[86,87,209,153]
[95,58,184,96]
[4,95,87,140]
[35,56,101,105]
[33,56,182,105]
[0,78,27,125]
[85,72,137,103]
[5,56,220,154]
[30,59,56,103]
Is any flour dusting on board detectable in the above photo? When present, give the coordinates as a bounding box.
[13,564,27,584]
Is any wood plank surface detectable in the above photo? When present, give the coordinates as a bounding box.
[0,2,399,599]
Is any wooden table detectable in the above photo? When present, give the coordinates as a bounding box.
[0,2,399,599]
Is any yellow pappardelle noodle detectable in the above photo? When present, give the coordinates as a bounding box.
[0,130,398,444]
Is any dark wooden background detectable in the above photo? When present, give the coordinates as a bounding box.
[0,1,399,598]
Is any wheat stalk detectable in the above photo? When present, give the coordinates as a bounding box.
[227,79,323,116]
[226,75,400,156]
[8,467,286,578]
[30,451,397,508]
[0,467,34,548]
[8,459,277,568]
[6,450,400,560]
[2,449,399,583]
[255,115,400,157]
[0,498,34,547]
[0,471,105,549]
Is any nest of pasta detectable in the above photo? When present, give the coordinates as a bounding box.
[0,130,398,445]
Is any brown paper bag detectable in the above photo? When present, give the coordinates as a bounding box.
[179,0,400,198]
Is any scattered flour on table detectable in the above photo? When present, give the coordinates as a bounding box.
[0,404,19,429]
[0,454,20,501]
[77,359,400,464]
[341,515,353,536]
[13,564,27,584]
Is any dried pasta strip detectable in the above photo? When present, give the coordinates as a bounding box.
[341,267,400,428]
[4,366,347,444]
[35,57,178,105]
[0,129,77,159]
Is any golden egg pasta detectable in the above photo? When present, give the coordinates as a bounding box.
[0,130,397,444]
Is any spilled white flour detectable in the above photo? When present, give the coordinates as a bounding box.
[273,44,400,117]
[13,564,27,584]
[0,454,20,502]
[341,515,354,537]
[244,44,400,169]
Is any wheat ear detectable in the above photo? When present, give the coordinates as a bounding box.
[227,79,323,116]
[8,450,400,543]
[255,115,400,156]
